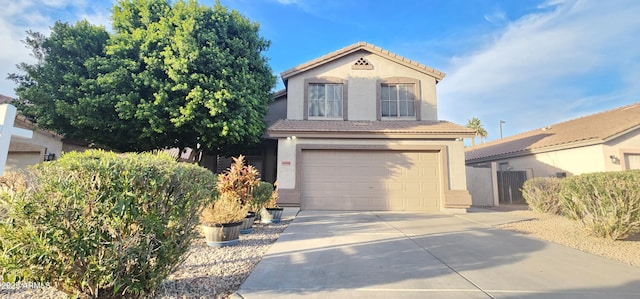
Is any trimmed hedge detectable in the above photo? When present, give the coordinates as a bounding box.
[559,170,640,240]
[522,177,563,215]
[0,150,217,298]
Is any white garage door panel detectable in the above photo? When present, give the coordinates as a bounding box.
[625,154,640,170]
[302,150,441,211]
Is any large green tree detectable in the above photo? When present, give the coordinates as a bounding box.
[7,20,141,149]
[466,117,488,146]
[10,0,275,154]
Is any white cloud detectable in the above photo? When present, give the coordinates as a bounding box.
[0,2,46,97]
[81,5,113,29]
[484,11,507,25]
[275,0,300,4]
[438,0,640,139]
[0,0,114,97]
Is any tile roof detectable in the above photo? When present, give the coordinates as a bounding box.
[0,94,14,104]
[0,94,66,138]
[272,89,287,99]
[465,103,640,163]
[280,42,445,83]
[268,120,475,138]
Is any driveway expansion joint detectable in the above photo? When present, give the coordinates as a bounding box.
[379,214,496,299]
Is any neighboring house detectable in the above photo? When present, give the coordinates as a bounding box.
[265,42,475,211]
[465,103,640,206]
[0,94,63,172]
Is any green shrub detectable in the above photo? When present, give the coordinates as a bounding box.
[559,170,640,240]
[521,177,563,214]
[250,181,274,212]
[0,150,217,298]
[201,192,248,224]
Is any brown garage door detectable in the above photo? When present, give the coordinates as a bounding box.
[302,150,441,211]
[6,152,42,172]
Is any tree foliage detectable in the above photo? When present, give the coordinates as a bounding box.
[10,0,275,154]
[466,117,488,146]
[7,21,128,147]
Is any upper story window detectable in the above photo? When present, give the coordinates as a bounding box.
[377,77,421,120]
[309,83,343,118]
[381,84,414,117]
[304,77,348,120]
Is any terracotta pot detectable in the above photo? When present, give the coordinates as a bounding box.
[201,221,242,247]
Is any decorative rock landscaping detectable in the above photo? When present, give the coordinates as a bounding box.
[494,208,640,267]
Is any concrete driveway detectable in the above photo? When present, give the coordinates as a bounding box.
[236,210,640,298]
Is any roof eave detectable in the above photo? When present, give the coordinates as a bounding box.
[280,42,446,83]
[602,124,640,142]
[465,138,605,164]
[268,130,473,139]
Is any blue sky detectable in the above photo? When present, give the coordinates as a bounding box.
[1,0,639,142]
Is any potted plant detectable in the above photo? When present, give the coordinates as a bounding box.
[201,193,248,247]
[217,155,260,234]
[251,181,274,222]
[260,181,283,224]
[240,211,256,234]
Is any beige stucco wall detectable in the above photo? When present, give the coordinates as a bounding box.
[447,139,468,190]
[466,166,494,206]
[7,124,63,171]
[266,96,287,127]
[9,132,63,156]
[604,129,640,171]
[491,145,606,177]
[286,50,439,121]
[493,130,640,177]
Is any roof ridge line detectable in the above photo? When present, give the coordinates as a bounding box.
[280,42,445,81]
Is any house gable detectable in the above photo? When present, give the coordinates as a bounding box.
[281,42,445,83]
[282,43,445,122]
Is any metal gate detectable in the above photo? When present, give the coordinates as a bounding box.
[497,171,528,204]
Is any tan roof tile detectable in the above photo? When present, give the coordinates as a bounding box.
[465,103,640,162]
[0,94,14,104]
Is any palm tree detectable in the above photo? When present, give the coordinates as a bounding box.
[466,117,488,146]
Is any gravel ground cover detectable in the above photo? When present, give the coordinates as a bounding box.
[1,220,290,299]
[493,207,640,268]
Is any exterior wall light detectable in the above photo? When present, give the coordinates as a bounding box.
[610,155,620,164]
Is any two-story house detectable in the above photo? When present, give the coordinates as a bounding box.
[266,42,475,211]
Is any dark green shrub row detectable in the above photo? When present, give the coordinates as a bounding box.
[559,170,640,240]
[0,150,217,298]
[522,177,563,215]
